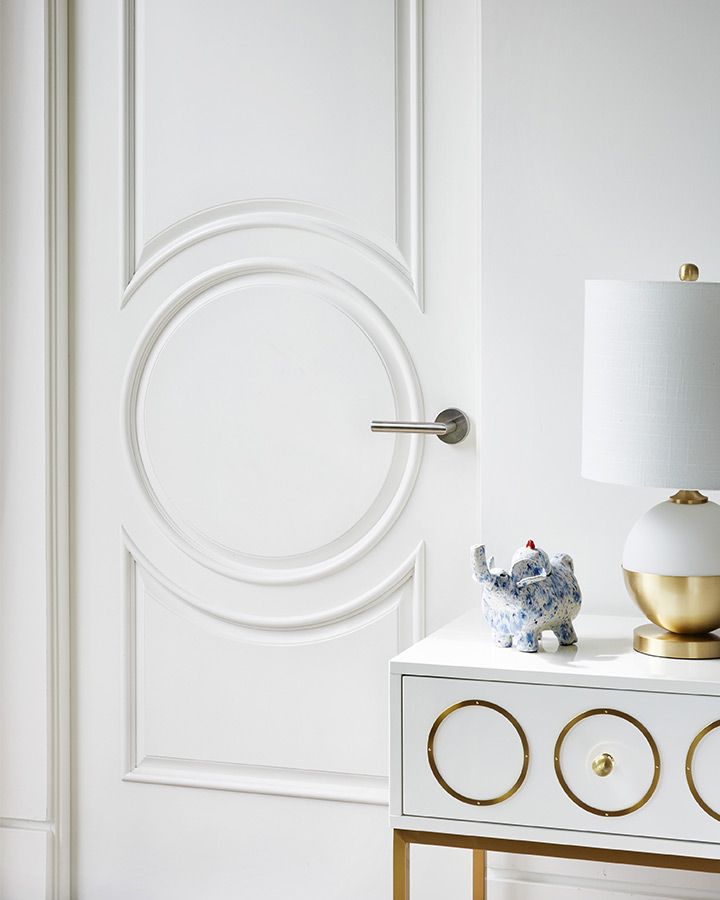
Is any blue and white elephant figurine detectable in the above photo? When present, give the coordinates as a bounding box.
[471,540,581,652]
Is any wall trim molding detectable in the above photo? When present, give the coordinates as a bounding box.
[395,0,424,307]
[124,757,390,806]
[0,818,56,834]
[44,0,70,897]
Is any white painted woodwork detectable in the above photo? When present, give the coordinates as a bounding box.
[0,1,69,897]
[0,0,49,825]
[71,1,479,897]
[0,830,49,900]
[392,612,720,861]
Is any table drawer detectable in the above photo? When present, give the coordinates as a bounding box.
[402,676,720,843]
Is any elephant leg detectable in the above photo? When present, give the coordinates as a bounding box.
[554,621,578,646]
[493,631,513,648]
[515,630,539,653]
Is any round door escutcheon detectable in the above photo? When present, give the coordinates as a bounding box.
[686,720,720,821]
[554,709,660,817]
[427,700,529,806]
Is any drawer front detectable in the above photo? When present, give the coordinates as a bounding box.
[402,676,720,843]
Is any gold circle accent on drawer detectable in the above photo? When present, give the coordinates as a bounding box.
[553,708,661,817]
[686,720,720,821]
[427,700,529,806]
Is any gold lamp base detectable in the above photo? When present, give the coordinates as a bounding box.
[633,624,720,659]
[622,489,720,660]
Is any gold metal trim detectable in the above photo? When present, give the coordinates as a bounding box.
[427,700,529,806]
[633,624,720,659]
[391,828,720,897]
[669,489,708,504]
[624,569,720,637]
[592,752,615,777]
[679,262,699,282]
[554,708,661,817]
[472,850,486,900]
[686,720,720,822]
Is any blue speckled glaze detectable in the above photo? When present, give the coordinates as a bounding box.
[470,543,581,653]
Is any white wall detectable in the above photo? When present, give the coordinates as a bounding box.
[482,0,720,617]
[482,1,720,897]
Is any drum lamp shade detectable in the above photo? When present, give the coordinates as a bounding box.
[582,279,720,490]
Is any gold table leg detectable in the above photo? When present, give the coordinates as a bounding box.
[393,831,485,899]
[472,849,486,900]
[393,827,720,897]
[393,830,410,900]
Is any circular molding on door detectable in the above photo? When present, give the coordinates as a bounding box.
[686,720,720,821]
[427,700,530,806]
[554,708,660,817]
[124,258,423,584]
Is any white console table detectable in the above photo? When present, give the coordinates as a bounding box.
[389,610,720,898]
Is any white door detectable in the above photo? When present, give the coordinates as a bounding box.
[71,1,479,896]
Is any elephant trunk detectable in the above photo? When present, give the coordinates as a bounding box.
[471,544,491,583]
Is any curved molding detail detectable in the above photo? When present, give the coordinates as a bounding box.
[124,258,423,584]
[123,537,424,803]
[121,0,424,307]
[122,199,417,307]
[124,530,425,645]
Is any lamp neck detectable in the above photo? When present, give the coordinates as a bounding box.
[669,490,708,505]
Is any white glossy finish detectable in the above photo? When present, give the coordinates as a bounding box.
[392,608,720,695]
[392,611,720,860]
[623,498,720,576]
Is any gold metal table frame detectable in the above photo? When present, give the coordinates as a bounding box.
[392,829,720,899]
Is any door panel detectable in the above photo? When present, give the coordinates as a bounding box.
[72,1,478,896]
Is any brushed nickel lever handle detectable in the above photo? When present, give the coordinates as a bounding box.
[371,408,469,444]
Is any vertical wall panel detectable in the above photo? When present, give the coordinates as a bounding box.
[0,0,49,824]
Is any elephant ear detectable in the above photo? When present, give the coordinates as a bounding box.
[511,556,548,587]
[553,552,574,572]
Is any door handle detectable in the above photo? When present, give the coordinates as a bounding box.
[370,408,469,444]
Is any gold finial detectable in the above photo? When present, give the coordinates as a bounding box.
[679,263,699,281]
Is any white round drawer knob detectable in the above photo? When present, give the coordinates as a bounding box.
[591,753,614,777]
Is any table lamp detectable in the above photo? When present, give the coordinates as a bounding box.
[582,264,720,659]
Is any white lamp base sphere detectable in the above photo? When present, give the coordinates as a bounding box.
[623,498,720,577]
[622,497,720,656]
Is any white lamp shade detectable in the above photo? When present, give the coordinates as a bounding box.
[582,279,720,489]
